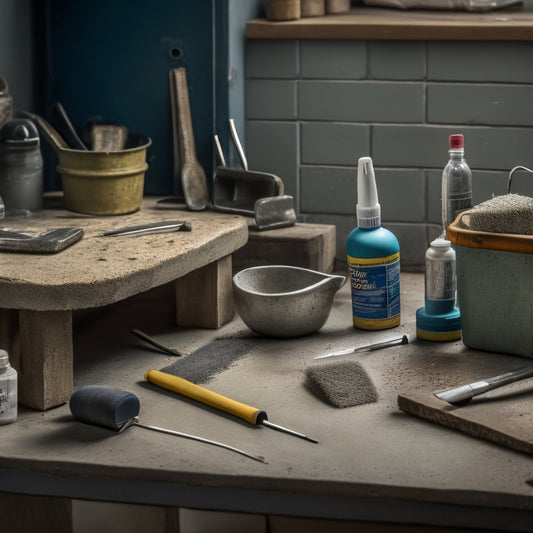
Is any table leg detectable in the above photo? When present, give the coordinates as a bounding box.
[175,255,234,328]
[18,309,73,410]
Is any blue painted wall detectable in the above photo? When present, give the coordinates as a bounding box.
[39,0,215,194]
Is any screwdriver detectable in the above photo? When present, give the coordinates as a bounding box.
[144,370,318,444]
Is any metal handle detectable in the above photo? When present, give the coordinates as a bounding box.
[229,118,248,170]
[484,365,533,388]
[507,166,533,194]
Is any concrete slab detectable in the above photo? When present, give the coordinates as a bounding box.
[0,196,248,410]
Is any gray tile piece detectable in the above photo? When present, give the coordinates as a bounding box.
[246,79,297,120]
[301,166,355,214]
[373,125,533,171]
[373,169,425,223]
[369,41,426,80]
[298,81,424,122]
[300,40,367,79]
[428,84,533,127]
[245,120,299,198]
[246,40,299,79]
[301,122,370,165]
[427,169,443,225]
[372,125,453,168]
[428,42,533,83]
[389,223,427,271]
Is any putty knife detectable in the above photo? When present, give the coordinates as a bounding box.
[69,385,266,463]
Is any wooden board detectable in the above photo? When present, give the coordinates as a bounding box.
[398,378,533,456]
[247,7,533,41]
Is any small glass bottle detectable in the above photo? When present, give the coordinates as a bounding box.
[441,134,472,232]
[0,349,17,424]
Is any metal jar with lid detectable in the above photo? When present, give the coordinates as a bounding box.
[0,118,43,216]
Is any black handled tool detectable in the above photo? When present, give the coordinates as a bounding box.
[69,386,266,463]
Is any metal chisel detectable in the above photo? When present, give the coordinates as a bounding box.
[102,220,191,237]
[144,369,318,444]
[314,334,409,360]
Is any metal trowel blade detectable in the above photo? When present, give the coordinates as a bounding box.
[0,227,84,253]
[254,195,297,231]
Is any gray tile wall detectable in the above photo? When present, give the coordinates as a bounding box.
[245,39,533,270]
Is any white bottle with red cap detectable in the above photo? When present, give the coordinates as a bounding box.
[441,133,472,232]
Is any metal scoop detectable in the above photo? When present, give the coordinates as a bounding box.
[69,385,266,463]
[433,365,533,406]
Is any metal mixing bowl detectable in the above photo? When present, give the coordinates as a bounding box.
[233,265,346,338]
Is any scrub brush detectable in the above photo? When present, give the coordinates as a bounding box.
[458,166,533,235]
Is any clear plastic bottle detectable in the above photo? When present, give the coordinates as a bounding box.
[0,349,17,424]
[441,134,472,232]
[346,157,400,330]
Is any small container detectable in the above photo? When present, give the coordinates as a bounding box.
[448,214,533,358]
[0,349,17,425]
[265,0,301,20]
[416,238,461,341]
[0,118,43,216]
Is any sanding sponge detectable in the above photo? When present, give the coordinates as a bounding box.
[69,385,140,431]
[305,361,378,408]
[460,194,533,234]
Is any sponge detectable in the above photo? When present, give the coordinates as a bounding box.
[460,194,533,234]
[305,361,377,408]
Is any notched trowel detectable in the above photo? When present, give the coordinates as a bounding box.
[212,119,296,230]
[0,227,83,253]
[0,195,83,253]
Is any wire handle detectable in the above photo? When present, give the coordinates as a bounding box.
[507,166,533,194]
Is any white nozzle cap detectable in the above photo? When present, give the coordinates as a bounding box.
[356,156,381,228]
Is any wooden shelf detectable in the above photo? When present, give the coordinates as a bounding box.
[246,6,533,40]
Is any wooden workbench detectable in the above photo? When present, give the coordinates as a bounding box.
[0,196,248,410]
[0,272,531,531]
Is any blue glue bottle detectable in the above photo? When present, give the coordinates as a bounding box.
[346,157,401,330]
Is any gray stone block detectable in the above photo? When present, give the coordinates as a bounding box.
[232,223,337,273]
[246,40,299,78]
[301,166,356,214]
[300,40,367,79]
[246,120,299,198]
[301,122,370,165]
[246,79,297,120]
[428,83,533,127]
[428,41,533,83]
[298,81,424,122]
[369,41,426,80]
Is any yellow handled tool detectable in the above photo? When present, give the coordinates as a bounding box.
[144,369,318,444]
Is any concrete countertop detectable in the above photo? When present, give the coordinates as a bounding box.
[0,272,532,530]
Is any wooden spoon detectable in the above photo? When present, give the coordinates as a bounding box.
[169,68,208,211]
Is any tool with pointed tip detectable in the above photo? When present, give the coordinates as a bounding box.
[69,385,266,463]
[102,220,191,237]
[131,329,186,357]
[433,365,533,406]
[315,335,409,360]
[144,369,318,444]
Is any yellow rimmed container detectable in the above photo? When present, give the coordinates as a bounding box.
[30,113,151,215]
[56,133,151,216]
[448,214,533,358]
